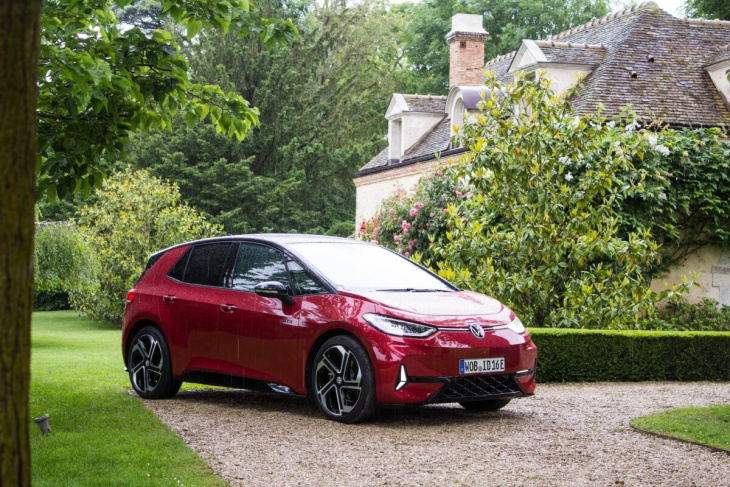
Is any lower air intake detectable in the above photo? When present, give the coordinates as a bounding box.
[432,374,521,402]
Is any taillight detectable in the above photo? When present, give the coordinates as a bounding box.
[126,289,137,304]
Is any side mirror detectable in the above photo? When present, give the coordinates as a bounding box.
[254,281,294,306]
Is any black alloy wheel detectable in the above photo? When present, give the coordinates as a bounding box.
[312,335,376,423]
[128,326,181,399]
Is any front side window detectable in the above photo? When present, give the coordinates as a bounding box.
[175,243,232,287]
[288,261,327,295]
[232,244,289,292]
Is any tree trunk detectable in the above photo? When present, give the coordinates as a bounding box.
[0,1,42,485]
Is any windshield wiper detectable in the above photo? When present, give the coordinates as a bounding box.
[375,288,449,292]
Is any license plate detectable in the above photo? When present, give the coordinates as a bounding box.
[459,357,505,374]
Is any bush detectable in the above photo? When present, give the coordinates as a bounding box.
[653,298,730,332]
[530,328,730,382]
[34,222,95,310]
[72,168,223,324]
[432,73,692,329]
[360,168,470,264]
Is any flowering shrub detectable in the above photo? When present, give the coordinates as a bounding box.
[359,167,470,265]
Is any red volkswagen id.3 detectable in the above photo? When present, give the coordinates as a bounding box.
[122,234,537,423]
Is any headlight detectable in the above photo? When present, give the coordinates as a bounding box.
[506,317,526,334]
[363,314,437,338]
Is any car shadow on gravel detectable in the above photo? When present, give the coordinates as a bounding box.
[167,389,529,427]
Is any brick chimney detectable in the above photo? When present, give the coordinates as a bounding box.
[446,14,488,88]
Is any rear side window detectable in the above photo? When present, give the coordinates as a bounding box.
[231,244,289,292]
[171,243,232,287]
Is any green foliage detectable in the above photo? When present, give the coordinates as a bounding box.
[617,127,730,268]
[684,0,730,20]
[33,291,70,312]
[360,167,470,264]
[631,405,730,452]
[37,0,297,200]
[72,168,223,324]
[33,222,95,299]
[530,328,730,382]
[126,0,403,234]
[654,298,730,332]
[398,0,610,94]
[434,73,692,329]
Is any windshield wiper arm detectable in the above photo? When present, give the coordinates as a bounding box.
[375,288,449,292]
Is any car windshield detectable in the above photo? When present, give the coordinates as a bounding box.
[288,242,454,293]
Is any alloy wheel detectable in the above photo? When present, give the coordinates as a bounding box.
[129,334,164,394]
[314,344,363,416]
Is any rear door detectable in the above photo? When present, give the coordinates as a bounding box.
[159,242,233,375]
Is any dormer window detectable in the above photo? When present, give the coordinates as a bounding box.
[706,57,730,109]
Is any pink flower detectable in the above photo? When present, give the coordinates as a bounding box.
[410,209,417,217]
[437,170,442,175]
[429,242,434,247]
[415,202,424,210]
[398,249,403,254]
[403,228,409,235]
[426,223,430,228]
[430,212,435,218]
[443,208,448,213]
[456,191,462,197]
[408,241,413,250]
[405,252,410,258]
[394,235,399,242]
[389,208,394,214]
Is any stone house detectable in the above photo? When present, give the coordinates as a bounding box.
[354,2,730,304]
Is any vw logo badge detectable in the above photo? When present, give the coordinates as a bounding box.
[469,323,485,339]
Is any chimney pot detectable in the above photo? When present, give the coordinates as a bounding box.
[447,14,489,88]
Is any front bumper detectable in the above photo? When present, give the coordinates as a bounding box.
[369,326,538,405]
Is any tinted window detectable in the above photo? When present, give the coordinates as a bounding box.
[288,261,327,295]
[182,243,232,287]
[167,247,191,282]
[232,244,289,292]
[288,242,453,293]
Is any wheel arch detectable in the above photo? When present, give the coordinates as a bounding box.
[124,319,168,368]
[304,328,370,398]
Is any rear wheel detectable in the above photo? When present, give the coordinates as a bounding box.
[459,398,511,412]
[128,326,181,399]
[311,335,376,423]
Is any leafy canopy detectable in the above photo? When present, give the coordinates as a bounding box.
[432,73,691,329]
[37,0,297,200]
[72,168,223,324]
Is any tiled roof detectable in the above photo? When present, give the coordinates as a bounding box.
[401,94,447,112]
[359,2,730,176]
[358,146,389,172]
[402,117,451,160]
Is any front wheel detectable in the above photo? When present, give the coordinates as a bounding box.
[459,398,511,412]
[128,326,181,399]
[311,335,376,423]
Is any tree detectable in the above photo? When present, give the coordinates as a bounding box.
[73,168,223,324]
[433,73,690,329]
[398,0,611,94]
[684,0,730,20]
[0,1,42,484]
[36,0,297,200]
[127,0,406,234]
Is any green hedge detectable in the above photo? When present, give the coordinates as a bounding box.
[529,328,730,383]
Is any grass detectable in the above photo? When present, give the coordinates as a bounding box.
[631,404,730,452]
[31,310,228,487]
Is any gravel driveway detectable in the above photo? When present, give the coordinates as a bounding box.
[144,382,730,486]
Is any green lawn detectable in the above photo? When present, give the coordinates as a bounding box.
[31,310,228,487]
[631,404,730,452]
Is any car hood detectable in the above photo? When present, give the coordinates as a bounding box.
[351,290,505,318]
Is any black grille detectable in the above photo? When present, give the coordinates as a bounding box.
[431,374,521,402]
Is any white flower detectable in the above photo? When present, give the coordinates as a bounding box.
[559,156,570,164]
[655,144,670,156]
[565,172,574,181]
[570,117,580,129]
[647,134,658,146]
[607,121,616,128]
[625,120,639,132]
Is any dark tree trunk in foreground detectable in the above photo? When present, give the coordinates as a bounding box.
[0,1,42,485]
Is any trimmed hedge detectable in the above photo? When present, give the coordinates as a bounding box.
[529,328,730,383]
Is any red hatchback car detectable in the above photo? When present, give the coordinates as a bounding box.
[122,234,537,423]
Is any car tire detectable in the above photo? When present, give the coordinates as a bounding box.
[128,326,181,399]
[459,398,511,412]
[311,335,376,424]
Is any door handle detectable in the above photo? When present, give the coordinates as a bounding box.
[162,295,177,303]
[220,304,237,313]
